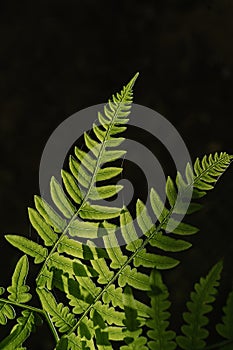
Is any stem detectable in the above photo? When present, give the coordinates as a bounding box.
[205,339,233,349]
[0,297,59,343]
[0,297,44,314]
[44,311,60,343]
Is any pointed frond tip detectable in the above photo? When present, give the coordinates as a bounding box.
[176,152,233,199]
[177,261,223,350]
[128,72,139,87]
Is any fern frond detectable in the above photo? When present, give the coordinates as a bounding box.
[7,255,32,304]
[146,269,176,350]
[133,153,232,270]
[66,71,137,213]
[192,152,232,194]
[177,261,223,350]
[53,152,231,346]
[0,310,42,349]
[216,291,233,341]
[174,152,233,203]
[2,73,232,349]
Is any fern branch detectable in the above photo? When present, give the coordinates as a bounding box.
[67,152,231,337]
[0,297,44,315]
[35,72,138,285]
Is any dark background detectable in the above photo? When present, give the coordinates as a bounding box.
[0,0,233,348]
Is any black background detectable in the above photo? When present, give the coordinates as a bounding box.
[0,0,233,348]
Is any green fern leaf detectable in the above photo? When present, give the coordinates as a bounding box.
[102,285,124,309]
[119,266,150,291]
[47,252,96,278]
[7,255,32,303]
[120,208,142,250]
[91,258,114,284]
[149,233,192,252]
[74,275,101,299]
[101,150,127,164]
[166,176,177,207]
[216,291,233,341]
[68,294,89,315]
[37,288,76,333]
[36,265,53,289]
[47,253,75,277]
[102,221,128,269]
[50,176,76,219]
[164,218,199,235]
[0,299,15,325]
[92,301,124,326]
[58,236,107,260]
[68,219,100,239]
[134,250,179,269]
[0,310,42,349]
[5,235,48,264]
[79,202,121,220]
[89,184,123,201]
[69,154,91,189]
[73,147,95,174]
[61,170,83,205]
[96,167,122,181]
[102,284,150,318]
[177,261,223,350]
[28,208,58,246]
[34,195,66,233]
[146,269,176,350]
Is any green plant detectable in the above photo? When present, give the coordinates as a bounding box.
[0,74,232,349]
